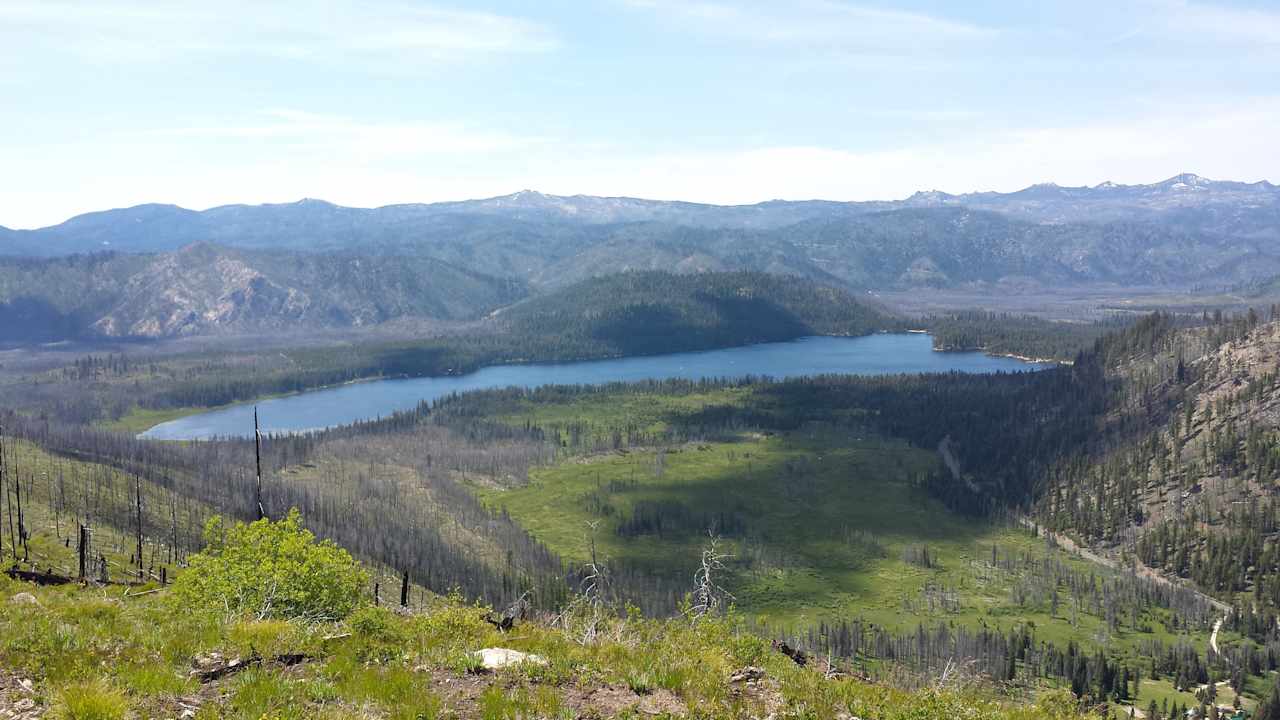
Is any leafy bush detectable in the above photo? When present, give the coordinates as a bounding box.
[173,509,368,620]
[344,605,409,662]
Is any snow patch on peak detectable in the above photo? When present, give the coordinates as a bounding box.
[907,190,953,203]
[1160,173,1212,189]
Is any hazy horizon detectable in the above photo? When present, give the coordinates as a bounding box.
[5,169,1278,231]
[3,0,1278,228]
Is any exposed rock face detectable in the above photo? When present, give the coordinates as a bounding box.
[94,246,313,337]
[0,242,526,340]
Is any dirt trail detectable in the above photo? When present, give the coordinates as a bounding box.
[936,436,982,494]
[940,442,1240,720]
[935,439,1231,616]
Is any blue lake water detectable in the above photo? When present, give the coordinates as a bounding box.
[140,334,1049,440]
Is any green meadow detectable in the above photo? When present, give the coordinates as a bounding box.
[475,424,1203,658]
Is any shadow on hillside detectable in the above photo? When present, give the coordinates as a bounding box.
[587,294,813,356]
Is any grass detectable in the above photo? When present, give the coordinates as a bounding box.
[100,383,303,435]
[489,385,755,446]
[474,424,1205,659]
[0,570,1093,720]
[51,679,130,720]
[0,438,213,582]
[0,379,1235,716]
[0,442,1234,718]
[99,405,206,434]
[1118,676,1257,717]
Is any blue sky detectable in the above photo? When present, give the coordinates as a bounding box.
[2,0,1277,227]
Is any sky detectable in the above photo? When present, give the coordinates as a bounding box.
[1,0,1278,228]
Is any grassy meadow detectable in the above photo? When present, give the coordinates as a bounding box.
[465,385,1213,667]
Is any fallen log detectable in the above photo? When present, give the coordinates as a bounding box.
[192,654,262,683]
[190,652,314,683]
[5,566,73,586]
[771,640,809,667]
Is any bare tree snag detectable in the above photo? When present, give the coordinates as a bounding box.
[135,474,144,579]
[78,525,89,580]
[254,407,265,521]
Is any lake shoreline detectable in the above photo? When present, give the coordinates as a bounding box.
[140,334,1048,441]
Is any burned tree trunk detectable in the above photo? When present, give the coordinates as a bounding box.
[15,471,25,562]
[135,475,144,579]
[78,525,89,581]
[0,424,5,562]
[254,408,265,521]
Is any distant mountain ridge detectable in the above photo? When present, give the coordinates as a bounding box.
[6,173,1275,247]
[2,173,1280,342]
[902,173,1280,238]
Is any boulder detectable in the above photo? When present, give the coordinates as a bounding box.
[474,648,546,670]
[729,666,766,683]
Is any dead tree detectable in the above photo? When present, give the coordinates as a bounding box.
[0,423,5,561]
[135,474,144,579]
[689,532,734,619]
[254,408,265,521]
[77,525,89,580]
[486,591,531,632]
[5,457,14,562]
[18,471,28,562]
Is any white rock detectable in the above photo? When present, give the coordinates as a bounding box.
[473,647,546,670]
[9,593,39,606]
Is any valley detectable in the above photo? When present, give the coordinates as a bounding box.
[4,184,1280,719]
[9,3,1280,715]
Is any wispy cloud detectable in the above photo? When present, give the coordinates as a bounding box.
[4,97,1277,229]
[0,1,557,64]
[1151,0,1280,47]
[149,109,540,157]
[521,97,1280,204]
[624,0,993,53]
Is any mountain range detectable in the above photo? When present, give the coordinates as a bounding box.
[4,173,1275,252]
[2,173,1278,340]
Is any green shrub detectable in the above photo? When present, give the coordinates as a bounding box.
[51,679,129,720]
[173,509,368,621]
[345,605,408,662]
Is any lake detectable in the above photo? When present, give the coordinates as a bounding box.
[140,334,1049,440]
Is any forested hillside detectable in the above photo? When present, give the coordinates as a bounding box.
[1033,309,1280,621]
[0,244,525,340]
[499,271,897,356]
[926,311,1135,361]
[2,271,901,422]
